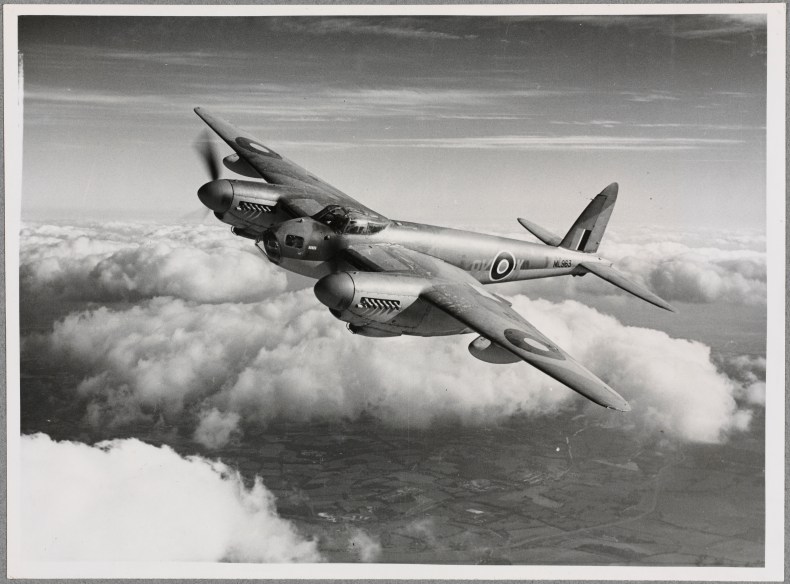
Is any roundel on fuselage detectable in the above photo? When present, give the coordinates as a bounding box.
[489,251,516,282]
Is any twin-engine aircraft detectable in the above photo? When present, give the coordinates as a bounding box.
[194,108,674,412]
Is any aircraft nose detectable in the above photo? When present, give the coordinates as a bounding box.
[197,179,233,213]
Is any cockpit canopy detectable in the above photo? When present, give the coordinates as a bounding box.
[313,205,389,235]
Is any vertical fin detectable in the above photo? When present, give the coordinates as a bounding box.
[559,183,618,253]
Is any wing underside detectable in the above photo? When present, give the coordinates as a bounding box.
[422,282,630,411]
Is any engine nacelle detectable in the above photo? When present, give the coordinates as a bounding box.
[468,336,520,364]
[347,324,402,337]
[314,271,428,326]
[197,179,280,213]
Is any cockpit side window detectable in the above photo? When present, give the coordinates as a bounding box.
[366,222,387,235]
[344,220,368,235]
[314,205,348,231]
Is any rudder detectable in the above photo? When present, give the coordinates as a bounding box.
[559,183,618,253]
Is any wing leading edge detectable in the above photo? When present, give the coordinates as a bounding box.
[194,107,385,219]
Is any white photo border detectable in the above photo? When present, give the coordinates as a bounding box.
[4,3,785,580]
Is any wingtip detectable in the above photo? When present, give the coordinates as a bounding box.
[609,400,631,412]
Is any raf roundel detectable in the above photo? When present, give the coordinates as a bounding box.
[504,329,565,360]
[235,136,282,159]
[489,251,516,282]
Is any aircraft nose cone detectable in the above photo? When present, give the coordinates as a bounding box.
[314,272,355,311]
[197,179,233,213]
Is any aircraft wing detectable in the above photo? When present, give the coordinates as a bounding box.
[345,244,631,411]
[194,107,385,219]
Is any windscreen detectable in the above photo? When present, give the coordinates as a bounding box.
[314,205,388,235]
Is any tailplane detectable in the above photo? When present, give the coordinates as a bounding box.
[516,217,562,246]
[559,183,618,253]
[580,261,675,312]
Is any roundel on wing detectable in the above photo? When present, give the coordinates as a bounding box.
[503,328,565,360]
[489,251,516,282]
[235,136,282,159]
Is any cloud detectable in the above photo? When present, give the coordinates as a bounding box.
[20,223,287,304]
[347,529,382,562]
[715,354,766,406]
[403,517,439,549]
[277,17,466,41]
[20,433,321,562]
[505,230,766,306]
[559,14,766,40]
[20,222,764,445]
[26,81,561,126]
[31,286,760,444]
[367,134,742,151]
[606,237,766,305]
[670,15,767,40]
[194,408,242,449]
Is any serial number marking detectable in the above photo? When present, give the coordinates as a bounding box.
[553,259,573,268]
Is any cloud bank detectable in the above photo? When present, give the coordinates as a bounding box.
[30,289,756,445]
[505,229,766,306]
[20,222,764,447]
[348,529,382,562]
[20,223,287,304]
[20,433,321,562]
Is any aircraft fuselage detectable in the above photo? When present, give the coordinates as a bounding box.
[256,218,609,284]
[381,220,609,284]
[252,219,610,338]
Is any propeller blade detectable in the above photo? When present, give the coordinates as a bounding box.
[194,130,221,181]
[178,207,213,224]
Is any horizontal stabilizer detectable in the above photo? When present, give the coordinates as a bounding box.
[517,218,562,246]
[581,262,676,312]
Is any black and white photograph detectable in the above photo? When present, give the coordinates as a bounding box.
[4,4,785,579]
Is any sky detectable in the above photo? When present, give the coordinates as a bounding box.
[17,13,768,230]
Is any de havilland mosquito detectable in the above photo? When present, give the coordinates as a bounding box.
[194,108,675,412]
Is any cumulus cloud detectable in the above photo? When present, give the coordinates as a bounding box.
[715,354,766,406]
[613,243,766,306]
[347,529,382,562]
[520,298,754,442]
[19,222,765,446]
[505,228,766,306]
[404,518,439,549]
[20,433,321,562]
[31,288,760,444]
[20,222,287,304]
[194,408,242,449]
